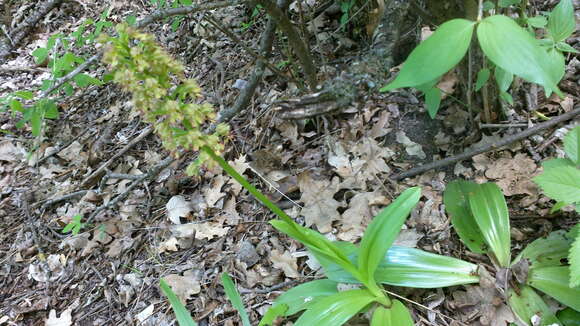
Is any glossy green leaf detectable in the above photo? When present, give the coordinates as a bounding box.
[371,300,414,326]
[468,182,511,267]
[159,279,198,326]
[557,307,580,326]
[494,66,513,92]
[508,286,560,326]
[564,126,579,165]
[570,224,580,288]
[527,16,548,28]
[444,180,487,254]
[512,230,573,269]
[424,88,441,119]
[475,68,490,92]
[477,15,563,97]
[221,273,251,326]
[358,187,421,286]
[547,0,574,43]
[293,289,376,326]
[269,279,338,316]
[527,266,580,311]
[380,19,475,91]
[556,42,580,53]
[534,166,580,204]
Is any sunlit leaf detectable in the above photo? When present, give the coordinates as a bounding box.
[527,266,580,311]
[294,289,376,326]
[547,0,574,43]
[424,88,441,119]
[268,279,338,316]
[512,230,573,269]
[563,126,579,165]
[533,166,580,204]
[380,19,475,91]
[358,187,421,286]
[258,304,288,326]
[508,286,560,326]
[221,273,251,326]
[371,300,413,326]
[467,182,511,267]
[477,15,563,97]
[444,180,487,254]
[527,16,548,28]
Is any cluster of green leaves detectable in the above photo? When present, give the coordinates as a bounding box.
[0,10,110,137]
[61,214,88,235]
[444,180,580,325]
[99,24,229,175]
[381,0,577,117]
[339,0,355,30]
[240,4,263,32]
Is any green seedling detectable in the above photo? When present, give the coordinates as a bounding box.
[444,180,580,325]
[381,0,576,118]
[62,214,87,235]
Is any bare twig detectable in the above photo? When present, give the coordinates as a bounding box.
[479,123,528,129]
[79,126,153,189]
[391,107,580,181]
[36,190,90,210]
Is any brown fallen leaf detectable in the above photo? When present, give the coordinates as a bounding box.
[298,172,342,233]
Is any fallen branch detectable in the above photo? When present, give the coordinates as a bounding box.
[390,107,580,181]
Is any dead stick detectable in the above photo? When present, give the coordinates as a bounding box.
[391,107,580,181]
[79,126,153,189]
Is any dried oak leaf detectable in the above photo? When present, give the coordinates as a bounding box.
[298,172,342,233]
[452,285,514,326]
[270,249,300,278]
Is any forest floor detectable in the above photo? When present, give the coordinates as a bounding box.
[0,1,579,325]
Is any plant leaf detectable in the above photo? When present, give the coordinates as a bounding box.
[221,273,251,326]
[424,88,441,119]
[477,15,563,97]
[268,279,338,316]
[547,0,575,43]
[556,41,580,53]
[527,266,580,311]
[373,246,479,288]
[371,300,414,326]
[557,307,580,326]
[564,126,580,165]
[293,289,376,326]
[159,279,198,326]
[358,187,421,286]
[475,68,490,92]
[467,182,511,267]
[527,15,548,28]
[512,230,573,269]
[380,19,475,91]
[508,286,560,326]
[543,158,575,169]
[570,224,580,288]
[494,66,513,92]
[533,166,580,204]
[545,47,565,89]
[444,180,487,254]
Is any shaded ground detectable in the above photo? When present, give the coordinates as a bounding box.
[0,1,579,325]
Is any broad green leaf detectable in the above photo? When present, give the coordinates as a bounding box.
[269,279,338,316]
[380,19,475,91]
[494,66,513,92]
[533,166,580,204]
[477,15,563,97]
[508,286,560,326]
[557,308,580,326]
[373,246,479,287]
[547,0,575,43]
[482,1,495,11]
[545,48,565,89]
[293,289,376,326]
[527,266,580,311]
[32,47,48,64]
[159,279,198,326]
[41,100,59,119]
[30,108,42,137]
[556,41,580,53]
[358,187,421,286]
[543,158,575,169]
[499,91,514,105]
[468,182,511,267]
[512,230,573,269]
[563,126,579,165]
[258,304,288,326]
[444,180,487,254]
[371,300,414,326]
[527,16,548,28]
[9,99,23,113]
[221,274,251,326]
[270,220,361,280]
[74,73,104,87]
[475,68,490,92]
[14,91,34,100]
[498,0,520,7]
[424,88,441,119]
[568,224,579,288]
